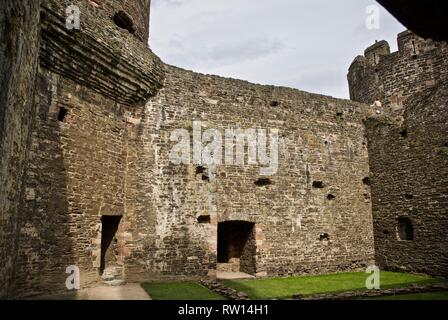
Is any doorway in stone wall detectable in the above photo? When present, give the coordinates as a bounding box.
[100,215,122,279]
[217,221,256,275]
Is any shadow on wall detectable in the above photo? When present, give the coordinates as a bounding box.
[0,0,41,298]
[365,82,448,277]
[13,71,77,298]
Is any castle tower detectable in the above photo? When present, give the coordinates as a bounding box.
[87,0,151,43]
[348,30,448,109]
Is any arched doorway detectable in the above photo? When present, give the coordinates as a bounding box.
[217,221,256,275]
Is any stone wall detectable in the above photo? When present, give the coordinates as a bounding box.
[348,31,448,108]
[15,15,377,295]
[15,68,132,296]
[0,0,41,298]
[40,0,163,105]
[13,0,163,297]
[348,30,448,278]
[365,82,448,277]
[8,1,442,298]
[80,0,151,44]
[123,65,376,280]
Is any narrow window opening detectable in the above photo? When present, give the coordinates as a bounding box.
[404,194,414,200]
[58,106,68,122]
[397,217,414,241]
[327,194,336,200]
[411,40,417,55]
[270,101,280,107]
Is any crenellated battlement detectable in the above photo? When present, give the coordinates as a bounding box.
[348,30,448,108]
[364,40,390,65]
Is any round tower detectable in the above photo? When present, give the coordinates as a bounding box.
[91,0,151,43]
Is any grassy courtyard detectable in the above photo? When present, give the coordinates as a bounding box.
[141,282,227,300]
[222,271,439,300]
[141,272,446,300]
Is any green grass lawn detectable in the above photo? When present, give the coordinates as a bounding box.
[222,271,441,300]
[141,282,227,300]
[369,291,448,300]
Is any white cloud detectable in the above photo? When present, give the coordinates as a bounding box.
[149,0,405,99]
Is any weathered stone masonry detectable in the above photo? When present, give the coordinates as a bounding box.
[13,0,164,297]
[348,33,448,277]
[348,30,448,108]
[365,83,448,276]
[2,0,377,297]
[0,0,41,298]
[1,0,447,298]
[128,65,375,281]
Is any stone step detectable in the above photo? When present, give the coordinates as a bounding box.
[103,279,126,287]
[101,266,123,282]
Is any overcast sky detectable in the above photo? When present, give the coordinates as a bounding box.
[149,0,405,99]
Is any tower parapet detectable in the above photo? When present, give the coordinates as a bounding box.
[348,31,448,109]
[364,40,391,65]
[40,0,163,106]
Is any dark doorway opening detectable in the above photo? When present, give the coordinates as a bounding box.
[217,221,256,275]
[100,215,122,275]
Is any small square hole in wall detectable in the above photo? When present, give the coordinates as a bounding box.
[197,215,211,224]
[400,129,408,138]
[254,178,272,187]
[195,166,206,175]
[362,177,371,186]
[319,233,330,241]
[58,106,68,122]
[312,181,324,189]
